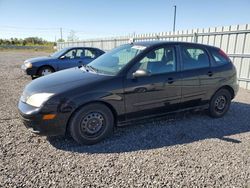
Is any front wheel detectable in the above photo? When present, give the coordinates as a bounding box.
[38,66,54,77]
[69,103,114,145]
[209,89,232,118]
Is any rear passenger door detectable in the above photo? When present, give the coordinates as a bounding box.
[179,45,212,107]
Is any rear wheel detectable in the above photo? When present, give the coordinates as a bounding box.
[38,66,54,77]
[69,103,114,145]
[209,89,232,118]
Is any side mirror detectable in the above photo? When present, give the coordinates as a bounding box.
[60,55,65,60]
[132,69,150,78]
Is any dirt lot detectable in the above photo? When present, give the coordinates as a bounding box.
[0,51,250,187]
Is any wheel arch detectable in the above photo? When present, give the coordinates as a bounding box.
[36,65,55,75]
[214,85,235,99]
[65,100,118,135]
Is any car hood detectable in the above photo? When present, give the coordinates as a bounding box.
[23,67,109,96]
[25,56,53,63]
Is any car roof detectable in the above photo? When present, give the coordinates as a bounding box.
[133,40,218,49]
[63,46,103,51]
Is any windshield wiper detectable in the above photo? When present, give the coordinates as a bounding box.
[79,64,86,70]
[86,65,98,73]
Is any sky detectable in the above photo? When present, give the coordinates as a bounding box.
[0,0,250,41]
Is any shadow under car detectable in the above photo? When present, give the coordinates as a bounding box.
[47,101,250,153]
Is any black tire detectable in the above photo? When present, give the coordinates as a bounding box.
[37,66,54,77]
[209,89,232,118]
[69,103,114,145]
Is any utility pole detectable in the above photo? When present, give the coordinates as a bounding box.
[60,28,63,41]
[173,5,177,32]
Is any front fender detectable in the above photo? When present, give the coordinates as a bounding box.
[34,60,57,71]
[60,90,125,121]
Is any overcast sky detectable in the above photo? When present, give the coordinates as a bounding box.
[0,0,250,41]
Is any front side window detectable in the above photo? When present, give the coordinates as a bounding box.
[135,46,176,75]
[181,46,210,70]
[63,49,93,60]
[63,49,77,59]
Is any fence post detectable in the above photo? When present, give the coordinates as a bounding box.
[193,32,198,43]
[101,40,103,50]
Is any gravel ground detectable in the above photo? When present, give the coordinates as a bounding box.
[0,51,250,187]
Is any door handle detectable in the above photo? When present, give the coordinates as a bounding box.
[78,60,83,63]
[167,77,174,84]
[207,71,213,77]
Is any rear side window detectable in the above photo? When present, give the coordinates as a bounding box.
[84,49,96,58]
[210,48,231,65]
[180,46,210,70]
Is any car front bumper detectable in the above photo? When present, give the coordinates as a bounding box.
[18,100,67,136]
[21,65,37,76]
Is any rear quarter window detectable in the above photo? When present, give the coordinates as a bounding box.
[210,48,231,66]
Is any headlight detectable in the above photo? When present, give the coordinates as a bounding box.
[24,62,32,68]
[26,93,54,107]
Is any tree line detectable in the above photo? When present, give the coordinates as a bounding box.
[0,37,55,46]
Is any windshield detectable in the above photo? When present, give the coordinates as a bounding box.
[50,48,68,58]
[86,44,146,75]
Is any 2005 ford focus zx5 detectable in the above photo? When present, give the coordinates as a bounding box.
[18,41,239,145]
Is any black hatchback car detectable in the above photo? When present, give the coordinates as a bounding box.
[21,47,104,78]
[18,41,239,145]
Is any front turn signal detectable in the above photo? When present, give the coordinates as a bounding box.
[42,114,56,120]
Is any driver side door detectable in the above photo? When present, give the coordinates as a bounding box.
[58,48,83,70]
[123,45,182,120]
